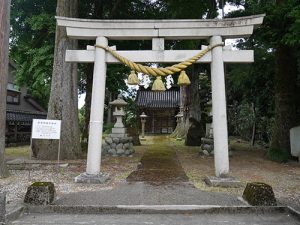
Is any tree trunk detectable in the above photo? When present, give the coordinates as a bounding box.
[250,102,256,146]
[34,0,82,160]
[185,65,205,146]
[0,0,10,178]
[271,44,297,155]
[188,65,202,122]
[81,64,93,149]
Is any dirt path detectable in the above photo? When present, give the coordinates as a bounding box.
[126,137,188,184]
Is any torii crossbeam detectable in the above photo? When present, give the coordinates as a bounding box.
[56,15,265,184]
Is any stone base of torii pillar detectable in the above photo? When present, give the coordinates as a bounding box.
[75,172,110,184]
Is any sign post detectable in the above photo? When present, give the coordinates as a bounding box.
[30,119,62,175]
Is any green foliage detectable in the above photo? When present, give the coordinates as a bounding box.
[199,73,212,123]
[224,0,300,147]
[124,93,139,129]
[226,44,275,143]
[10,0,56,108]
[267,148,289,163]
[103,122,114,134]
[228,102,255,141]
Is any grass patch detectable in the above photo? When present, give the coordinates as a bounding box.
[5,146,30,158]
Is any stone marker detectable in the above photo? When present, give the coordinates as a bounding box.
[24,182,56,205]
[0,192,6,225]
[243,182,277,206]
[290,126,300,160]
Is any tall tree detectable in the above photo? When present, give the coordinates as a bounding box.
[78,0,165,146]
[10,0,56,108]
[226,0,300,157]
[34,0,82,159]
[270,0,298,156]
[0,0,10,178]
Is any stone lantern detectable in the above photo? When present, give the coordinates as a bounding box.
[109,94,128,138]
[139,112,148,140]
[175,112,183,140]
[102,94,135,157]
[201,100,214,155]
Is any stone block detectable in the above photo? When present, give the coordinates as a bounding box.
[105,137,113,145]
[204,176,241,188]
[201,138,214,145]
[202,144,213,151]
[290,126,300,157]
[111,127,126,134]
[102,145,110,152]
[117,149,125,155]
[24,182,56,205]
[112,138,120,144]
[243,182,277,206]
[110,133,127,138]
[202,150,210,156]
[110,143,116,149]
[108,149,117,155]
[125,150,131,156]
[75,172,109,184]
[123,143,130,149]
[116,143,123,150]
[120,137,127,143]
[102,142,108,147]
[0,192,6,224]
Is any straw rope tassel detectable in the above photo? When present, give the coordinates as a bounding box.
[152,76,166,91]
[178,70,191,86]
[127,70,139,85]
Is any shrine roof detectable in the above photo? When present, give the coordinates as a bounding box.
[6,110,47,125]
[136,88,180,109]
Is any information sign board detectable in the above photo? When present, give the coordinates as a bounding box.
[32,119,61,140]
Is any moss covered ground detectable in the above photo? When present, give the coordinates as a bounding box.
[127,136,188,184]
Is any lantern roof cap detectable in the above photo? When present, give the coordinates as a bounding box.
[109,94,128,106]
[140,112,148,118]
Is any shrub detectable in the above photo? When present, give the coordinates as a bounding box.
[267,148,289,163]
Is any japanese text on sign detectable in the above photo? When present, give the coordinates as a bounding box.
[31,119,61,140]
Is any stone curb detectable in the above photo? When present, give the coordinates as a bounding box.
[287,206,300,221]
[26,205,300,218]
[5,205,25,223]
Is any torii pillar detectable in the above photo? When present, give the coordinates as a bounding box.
[210,35,229,177]
[56,15,264,184]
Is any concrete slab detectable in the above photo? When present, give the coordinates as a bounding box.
[53,182,244,206]
[11,210,300,225]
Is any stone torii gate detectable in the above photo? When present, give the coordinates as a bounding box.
[56,15,264,183]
